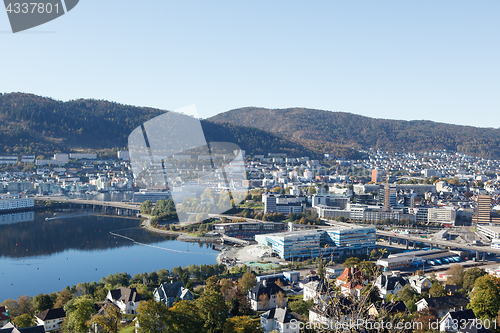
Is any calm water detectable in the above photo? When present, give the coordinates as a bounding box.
[0,210,218,301]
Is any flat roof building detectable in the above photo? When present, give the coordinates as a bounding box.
[255,226,376,260]
[263,193,305,214]
[477,224,500,240]
[213,221,287,240]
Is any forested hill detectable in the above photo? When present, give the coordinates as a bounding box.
[0,93,317,157]
[4,93,498,159]
[208,107,500,159]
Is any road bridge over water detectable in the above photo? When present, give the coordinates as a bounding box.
[35,196,141,216]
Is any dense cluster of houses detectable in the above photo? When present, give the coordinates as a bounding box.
[1,262,497,333]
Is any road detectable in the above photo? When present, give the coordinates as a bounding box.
[35,196,141,210]
[375,229,500,255]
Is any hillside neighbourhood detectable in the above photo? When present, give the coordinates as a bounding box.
[3,147,500,332]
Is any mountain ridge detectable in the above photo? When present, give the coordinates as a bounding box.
[208,107,500,158]
[0,93,317,158]
[1,93,499,159]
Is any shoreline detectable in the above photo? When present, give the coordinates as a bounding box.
[140,216,222,244]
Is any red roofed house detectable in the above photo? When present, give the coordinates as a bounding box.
[335,267,368,298]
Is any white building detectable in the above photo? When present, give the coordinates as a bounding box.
[439,309,477,332]
[53,154,69,164]
[69,153,97,159]
[106,287,144,314]
[263,193,305,214]
[21,155,35,163]
[0,195,34,211]
[118,150,130,160]
[35,307,66,332]
[477,224,500,240]
[248,280,287,311]
[303,281,330,304]
[492,238,500,249]
[260,308,300,333]
[0,156,18,165]
[427,207,456,225]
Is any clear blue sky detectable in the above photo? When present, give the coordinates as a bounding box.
[1,1,499,127]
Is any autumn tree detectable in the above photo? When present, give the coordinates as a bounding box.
[32,293,54,314]
[202,275,218,290]
[361,284,382,304]
[219,278,237,302]
[468,274,500,322]
[237,272,257,293]
[196,286,228,333]
[140,200,152,215]
[288,299,314,317]
[429,282,447,298]
[463,267,487,291]
[258,294,270,310]
[413,307,439,333]
[343,257,360,268]
[90,303,122,333]
[447,264,465,286]
[358,260,377,279]
[0,296,33,318]
[12,313,35,328]
[18,295,34,317]
[224,316,263,333]
[157,268,170,284]
[63,296,96,333]
[277,291,286,308]
[54,289,72,308]
[169,300,204,333]
[136,300,170,333]
[395,284,420,313]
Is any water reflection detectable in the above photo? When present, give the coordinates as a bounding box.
[0,210,175,258]
[0,211,34,224]
[0,209,218,300]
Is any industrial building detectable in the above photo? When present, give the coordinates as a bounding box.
[315,203,400,222]
[311,194,349,209]
[377,250,461,270]
[255,226,376,260]
[133,190,172,203]
[477,224,500,240]
[213,221,287,239]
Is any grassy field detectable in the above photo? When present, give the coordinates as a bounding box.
[119,325,135,333]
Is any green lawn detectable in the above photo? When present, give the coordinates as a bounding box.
[119,325,135,333]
